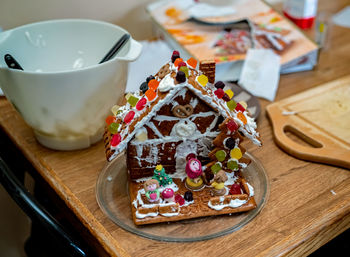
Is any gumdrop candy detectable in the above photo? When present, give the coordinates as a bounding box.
[125,92,133,101]
[175,194,185,206]
[239,101,248,109]
[211,162,222,173]
[184,191,193,202]
[172,50,180,63]
[136,97,147,111]
[111,105,121,116]
[215,150,227,162]
[148,79,159,91]
[214,88,225,99]
[237,112,247,125]
[177,61,187,69]
[176,71,186,83]
[187,57,197,68]
[225,89,234,99]
[229,183,242,195]
[111,133,121,147]
[225,138,236,149]
[222,93,231,102]
[227,99,237,111]
[105,115,115,125]
[127,95,139,107]
[124,110,135,124]
[197,74,208,87]
[145,89,157,101]
[179,66,189,77]
[214,81,225,89]
[227,159,238,170]
[108,122,120,134]
[139,81,149,93]
[227,120,238,132]
[230,148,242,160]
[146,75,155,83]
[235,102,246,112]
[174,58,183,67]
[135,129,147,142]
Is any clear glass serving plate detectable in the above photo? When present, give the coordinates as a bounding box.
[96,152,269,242]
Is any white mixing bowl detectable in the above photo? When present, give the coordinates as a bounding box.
[0,19,142,150]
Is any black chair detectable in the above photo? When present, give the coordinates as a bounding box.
[0,156,89,257]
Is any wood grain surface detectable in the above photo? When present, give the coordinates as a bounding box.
[1,1,350,256]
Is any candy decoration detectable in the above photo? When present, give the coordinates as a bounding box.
[175,194,185,206]
[215,150,227,162]
[174,58,183,67]
[187,57,197,68]
[176,71,186,83]
[235,102,246,112]
[214,81,225,89]
[239,101,248,109]
[197,74,208,87]
[227,159,239,170]
[136,97,147,111]
[225,138,236,149]
[140,81,149,94]
[227,120,238,132]
[152,165,173,186]
[222,93,231,102]
[214,88,225,99]
[111,133,121,147]
[125,92,133,101]
[184,191,193,202]
[211,162,222,173]
[229,183,242,195]
[145,89,157,101]
[105,115,115,125]
[179,66,189,77]
[108,122,120,134]
[227,99,237,111]
[148,79,160,91]
[124,110,135,124]
[171,50,180,63]
[237,112,247,125]
[127,95,139,107]
[146,75,155,83]
[230,148,242,160]
[177,61,187,69]
[111,105,120,115]
[135,128,148,142]
[225,89,234,99]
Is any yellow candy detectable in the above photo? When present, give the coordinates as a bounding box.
[111,105,121,115]
[155,164,163,171]
[135,130,148,142]
[225,89,234,99]
[239,101,248,109]
[125,92,133,101]
[230,148,242,160]
[197,74,208,87]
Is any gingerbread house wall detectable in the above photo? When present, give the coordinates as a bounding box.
[127,88,223,180]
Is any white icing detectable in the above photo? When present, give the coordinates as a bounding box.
[158,73,176,92]
[208,198,247,210]
[136,211,158,219]
[145,121,164,138]
[246,182,254,197]
[171,120,197,137]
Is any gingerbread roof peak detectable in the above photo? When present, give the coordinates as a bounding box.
[105,57,260,161]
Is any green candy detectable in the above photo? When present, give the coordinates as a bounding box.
[227,99,237,111]
[227,159,239,171]
[108,122,120,134]
[215,150,227,162]
[179,66,189,77]
[211,162,222,174]
[127,95,139,107]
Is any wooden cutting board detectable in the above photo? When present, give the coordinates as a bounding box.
[266,75,350,169]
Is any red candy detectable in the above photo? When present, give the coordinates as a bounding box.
[235,102,246,112]
[136,97,147,111]
[111,133,121,147]
[124,110,135,124]
[227,120,238,132]
[229,183,242,195]
[177,61,187,70]
[214,88,225,99]
[175,194,185,206]
[173,50,180,56]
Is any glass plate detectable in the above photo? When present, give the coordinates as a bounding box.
[96,152,269,242]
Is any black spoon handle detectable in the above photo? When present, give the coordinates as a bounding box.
[4,54,23,70]
[99,34,130,64]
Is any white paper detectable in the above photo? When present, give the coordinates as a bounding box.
[332,6,350,28]
[126,41,173,92]
[238,49,280,101]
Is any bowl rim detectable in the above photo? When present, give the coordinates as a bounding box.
[0,18,132,75]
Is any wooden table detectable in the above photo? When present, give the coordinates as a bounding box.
[1,1,350,256]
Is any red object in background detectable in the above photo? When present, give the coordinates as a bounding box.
[283,0,317,29]
[283,11,315,30]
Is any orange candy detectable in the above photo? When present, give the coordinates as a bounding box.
[187,57,197,68]
[105,115,115,125]
[237,112,247,125]
[174,58,183,67]
[148,79,159,91]
[145,89,157,101]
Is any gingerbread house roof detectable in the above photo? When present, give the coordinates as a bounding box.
[105,59,261,162]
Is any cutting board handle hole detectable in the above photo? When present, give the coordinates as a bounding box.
[283,125,323,148]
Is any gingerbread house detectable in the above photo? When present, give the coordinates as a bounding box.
[103,52,261,225]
